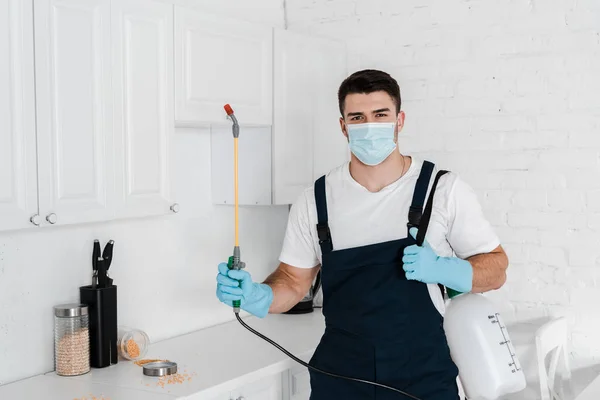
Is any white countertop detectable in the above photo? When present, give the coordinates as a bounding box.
[0,375,175,400]
[8,309,597,400]
[0,310,325,400]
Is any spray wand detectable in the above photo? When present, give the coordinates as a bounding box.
[224,104,245,314]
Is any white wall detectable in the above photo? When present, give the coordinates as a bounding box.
[285,0,600,369]
[0,1,286,386]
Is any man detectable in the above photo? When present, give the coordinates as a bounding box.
[216,69,508,399]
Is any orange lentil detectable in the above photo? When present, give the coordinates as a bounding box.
[126,339,140,359]
[152,371,198,388]
[56,328,90,376]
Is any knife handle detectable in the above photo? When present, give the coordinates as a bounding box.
[93,240,101,271]
[102,240,114,270]
[97,257,106,288]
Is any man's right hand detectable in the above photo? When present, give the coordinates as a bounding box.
[216,262,274,318]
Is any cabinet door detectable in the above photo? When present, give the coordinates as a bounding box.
[234,373,282,400]
[204,392,232,400]
[289,365,311,400]
[273,30,349,205]
[272,30,315,205]
[34,0,114,226]
[0,0,38,231]
[211,126,272,206]
[310,40,349,181]
[112,0,174,218]
[174,7,273,126]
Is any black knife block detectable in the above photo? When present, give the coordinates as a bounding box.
[80,285,118,368]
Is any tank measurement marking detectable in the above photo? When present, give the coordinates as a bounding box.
[488,313,521,373]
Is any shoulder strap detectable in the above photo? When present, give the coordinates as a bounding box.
[418,169,450,299]
[314,176,333,255]
[407,161,435,230]
[416,170,449,246]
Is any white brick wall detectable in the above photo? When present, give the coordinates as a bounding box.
[286,0,600,370]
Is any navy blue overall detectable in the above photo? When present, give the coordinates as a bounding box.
[308,161,460,400]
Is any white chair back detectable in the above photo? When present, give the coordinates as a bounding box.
[536,317,572,400]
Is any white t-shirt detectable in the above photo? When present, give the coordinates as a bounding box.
[278,156,500,316]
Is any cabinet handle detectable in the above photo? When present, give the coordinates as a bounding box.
[170,203,180,213]
[30,214,41,226]
[46,213,57,224]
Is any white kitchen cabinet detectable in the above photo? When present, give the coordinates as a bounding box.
[34,0,114,226]
[204,392,233,400]
[232,373,283,400]
[273,29,349,205]
[112,0,174,218]
[212,29,349,206]
[174,6,273,126]
[1,0,176,232]
[310,41,350,182]
[288,365,311,400]
[0,0,39,230]
[211,126,272,206]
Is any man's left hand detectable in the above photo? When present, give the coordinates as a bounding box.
[402,228,473,293]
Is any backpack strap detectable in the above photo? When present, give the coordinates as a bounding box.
[416,170,449,246]
[418,169,451,298]
[407,160,435,232]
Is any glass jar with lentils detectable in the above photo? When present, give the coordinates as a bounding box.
[53,304,90,376]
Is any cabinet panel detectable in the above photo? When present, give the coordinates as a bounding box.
[34,0,113,226]
[175,7,272,126]
[112,0,173,218]
[0,0,38,231]
[234,373,282,400]
[290,365,311,400]
[211,126,272,206]
[311,41,349,181]
[205,393,232,400]
[272,30,315,205]
[273,30,349,205]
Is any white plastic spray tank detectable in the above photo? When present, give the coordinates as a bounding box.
[443,291,527,400]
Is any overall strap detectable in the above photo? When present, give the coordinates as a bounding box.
[314,176,333,255]
[407,161,435,231]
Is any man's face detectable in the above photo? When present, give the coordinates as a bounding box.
[339,91,405,142]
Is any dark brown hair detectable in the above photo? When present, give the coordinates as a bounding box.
[337,69,401,116]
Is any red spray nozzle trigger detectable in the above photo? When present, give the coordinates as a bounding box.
[224,104,234,116]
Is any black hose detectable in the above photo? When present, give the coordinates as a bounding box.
[234,313,422,400]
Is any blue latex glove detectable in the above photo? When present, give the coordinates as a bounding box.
[402,228,473,293]
[216,262,273,318]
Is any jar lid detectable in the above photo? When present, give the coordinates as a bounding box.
[54,303,89,317]
[143,361,178,377]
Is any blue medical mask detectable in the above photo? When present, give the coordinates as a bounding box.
[346,122,397,166]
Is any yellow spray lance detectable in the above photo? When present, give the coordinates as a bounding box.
[224,104,245,314]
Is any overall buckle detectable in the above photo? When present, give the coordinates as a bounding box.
[316,223,331,244]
